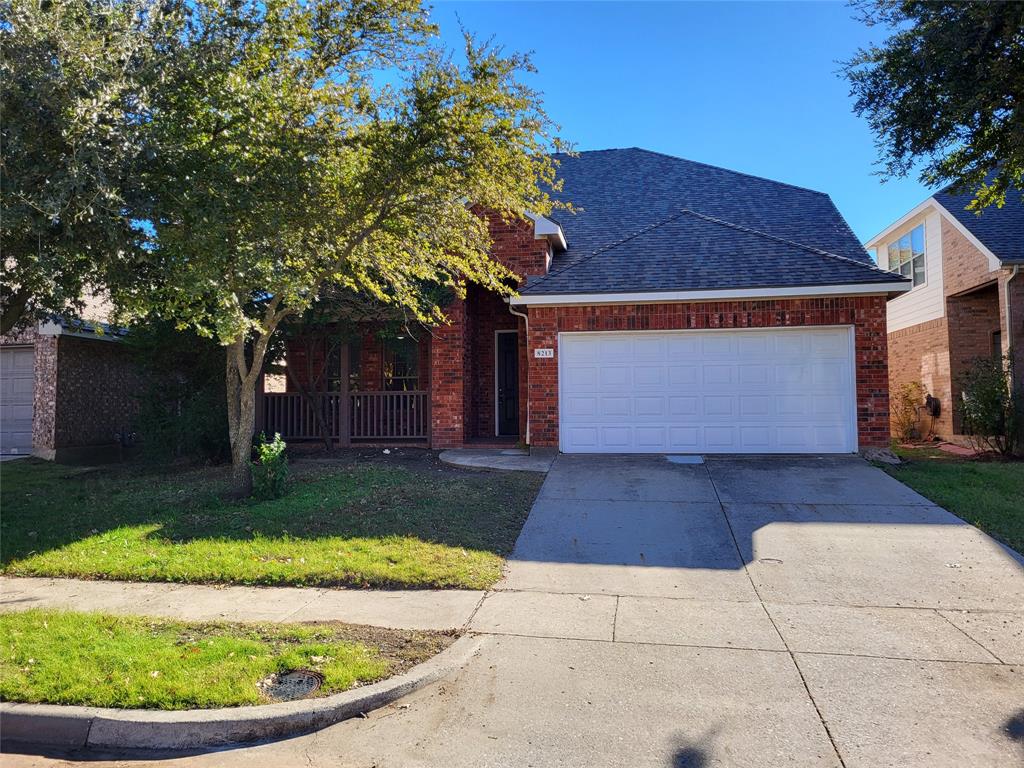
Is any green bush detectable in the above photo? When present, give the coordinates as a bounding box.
[955,355,1020,456]
[252,433,289,499]
[127,320,229,463]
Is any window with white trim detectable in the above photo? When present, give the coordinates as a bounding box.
[887,223,926,287]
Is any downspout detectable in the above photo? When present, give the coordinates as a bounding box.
[1007,266,1020,404]
[507,301,530,446]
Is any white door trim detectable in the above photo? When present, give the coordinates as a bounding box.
[556,325,859,454]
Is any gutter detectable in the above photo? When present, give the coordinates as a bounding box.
[510,281,911,307]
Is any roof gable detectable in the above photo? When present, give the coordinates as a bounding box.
[521,148,897,296]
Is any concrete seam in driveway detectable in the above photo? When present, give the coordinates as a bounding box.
[463,629,1010,665]
[703,460,850,768]
[932,609,1007,663]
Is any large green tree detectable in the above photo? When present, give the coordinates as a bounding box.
[117,0,563,494]
[0,0,179,333]
[843,1,1024,209]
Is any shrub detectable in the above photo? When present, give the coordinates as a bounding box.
[955,355,1020,456]
[252,433,289,499]
[892,381,925,441]
[126,321,229,464]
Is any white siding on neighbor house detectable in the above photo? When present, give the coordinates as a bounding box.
[880,210,945,333]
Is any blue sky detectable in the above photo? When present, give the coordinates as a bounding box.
[430,0,932,248]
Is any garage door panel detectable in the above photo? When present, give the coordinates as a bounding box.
[668,366,698,386]
[666,336,700,359]
[601,397,631,417]
[1,347,35,455]
[558,328,856,454]
[599,367,630,387]
[668,396,699,416]
[668,427,699,450]
[635,426,666,450]
[738,364,770,385]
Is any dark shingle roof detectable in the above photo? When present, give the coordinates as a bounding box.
[933,183,1024,264]
[523,148,904,295]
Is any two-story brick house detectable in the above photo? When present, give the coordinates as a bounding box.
[865,183,1024,442]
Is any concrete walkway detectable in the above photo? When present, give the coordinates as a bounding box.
[438,448,555,472]
[0,578,483,632]
[4,455,1024,767]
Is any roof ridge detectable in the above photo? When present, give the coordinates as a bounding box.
[525,208,692,288]
[679,209,898,277]
[627,148,831,198]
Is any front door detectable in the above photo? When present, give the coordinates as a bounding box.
[496,331,520,436]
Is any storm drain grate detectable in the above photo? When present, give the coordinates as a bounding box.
[258,670,324,701]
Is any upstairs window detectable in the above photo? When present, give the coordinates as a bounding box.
[887,223,926,287]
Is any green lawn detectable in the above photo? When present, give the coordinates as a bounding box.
[0,455,542,589]
[884,445,1024,554]
[0,609,450,709]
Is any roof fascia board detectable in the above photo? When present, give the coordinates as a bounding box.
[510,282,911,307]
[864,199,937,249]
[525,211,567,251]
[37,320,123,342]
[929,199,1003,272]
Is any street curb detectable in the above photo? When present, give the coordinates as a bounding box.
[0,634,483,750]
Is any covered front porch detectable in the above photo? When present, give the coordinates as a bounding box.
[258,285,528,448]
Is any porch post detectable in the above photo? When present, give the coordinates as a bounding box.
[254,372,266,436]
[338,343,351,447]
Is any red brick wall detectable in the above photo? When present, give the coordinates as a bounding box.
[526,297,891,450]
[430,297,468,448]
[941,218,1001,296]
[478,209,550,281]
[887,317,952,438]
[51,335,140,451]
[947,285,1002,433]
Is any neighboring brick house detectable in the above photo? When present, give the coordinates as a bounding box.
[865,183,1024,442]
[0,318,140,461]
[268,148,908,454]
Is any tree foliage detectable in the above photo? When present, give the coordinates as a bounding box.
[107,0,564,493]
[0,0,178,333]
[956,355,1020,456]
[843,1,1024,209]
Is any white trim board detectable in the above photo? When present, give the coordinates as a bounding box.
[865,196,1004,273]
[510,282,909,307]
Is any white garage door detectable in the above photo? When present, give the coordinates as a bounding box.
[1,347,35,455]
[558,328,857,454]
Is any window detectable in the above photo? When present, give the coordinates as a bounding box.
[887,223,926,287]
[325,338,362,392]
[383,337,419,391]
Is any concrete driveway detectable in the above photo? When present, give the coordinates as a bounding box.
[6,455,1024,768]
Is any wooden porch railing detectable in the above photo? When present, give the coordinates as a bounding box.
[261,391,429,442]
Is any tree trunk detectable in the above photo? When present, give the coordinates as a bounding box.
[223,303,290,498]
[0,287,31,336]
[229,380,256,497]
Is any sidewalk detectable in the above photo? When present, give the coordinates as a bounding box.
[0,577,484,632]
